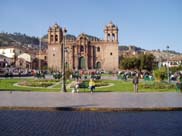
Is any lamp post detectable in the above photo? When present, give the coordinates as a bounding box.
[166,45,170,83]
[61,28,67,92]
[64,47,69,71]
[38,37,41,72]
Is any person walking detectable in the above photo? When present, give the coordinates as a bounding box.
[89,78,95,94]
[133,74,139,93]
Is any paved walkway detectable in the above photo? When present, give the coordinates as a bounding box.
[0,91,182,110]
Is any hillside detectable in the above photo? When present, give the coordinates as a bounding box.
[41,33,99,41]
[119,45,145,52]
[119,45,182,55]
[0,32,39,47]
[0,32,181,54]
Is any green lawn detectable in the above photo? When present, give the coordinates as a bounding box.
[0,78,60,92]
[77,80,133,92]
[0,78,177,92]
[78,80,177,92]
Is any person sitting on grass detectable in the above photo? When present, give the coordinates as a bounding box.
[71,79,80,93]
[75,80,80,93]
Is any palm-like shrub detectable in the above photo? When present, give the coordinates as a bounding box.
[154,68,166,82]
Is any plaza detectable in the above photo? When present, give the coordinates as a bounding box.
[1,0,182,135]
[1,91,182,136]
[1,110,182,136]
[0,91,182,111]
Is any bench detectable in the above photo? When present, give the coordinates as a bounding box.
[117,74,127,81]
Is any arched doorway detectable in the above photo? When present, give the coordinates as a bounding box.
[96,61,101,69]
[79,57,85,69]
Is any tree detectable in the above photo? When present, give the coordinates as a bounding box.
[154,67,167,82]
[139,53,156,71]
[120,53,156,71]
[169,65,182,74]
[120,57,140,70]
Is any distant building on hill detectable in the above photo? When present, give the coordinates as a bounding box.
[145,50,182,68]
[119,45,145,58]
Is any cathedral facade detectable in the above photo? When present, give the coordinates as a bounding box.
[47,22,119,71]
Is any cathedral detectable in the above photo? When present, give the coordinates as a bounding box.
[47,22,119,71]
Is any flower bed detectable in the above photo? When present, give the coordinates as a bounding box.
[18,79,59,88]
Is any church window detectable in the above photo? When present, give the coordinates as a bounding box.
[112,33,115,41]
[108,33,110,41]
[55,35,58,42]
[80,46,84,52]
[97,47,100,52]
[110,52,112,56]
[51,35,53,42]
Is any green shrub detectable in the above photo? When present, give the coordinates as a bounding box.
[140,82,175,89]
[53,73,62,79]
[154,68,166,82]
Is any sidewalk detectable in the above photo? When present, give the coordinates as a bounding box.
[0,91,182,111]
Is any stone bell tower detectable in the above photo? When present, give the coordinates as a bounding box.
[47,24,63,71]
[101,21,119,71]
[104,21,118,43]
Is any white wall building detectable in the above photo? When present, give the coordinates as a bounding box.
[161,56,182,67]
[18,53,33,62]
[0,46,36,69]
[0,46,22,59]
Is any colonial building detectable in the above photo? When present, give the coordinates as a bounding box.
[0,54,11,68]
[0,45,36,69]
[16,53,35,69]
[47,22,119,71]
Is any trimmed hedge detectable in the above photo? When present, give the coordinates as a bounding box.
[140,82,175,89]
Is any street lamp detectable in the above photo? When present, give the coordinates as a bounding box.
[64,47,69,71]
[38,37,41,72]
[61,28,67,92]
[166,45,170,83]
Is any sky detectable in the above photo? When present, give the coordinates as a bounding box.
[1,0,182,52]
